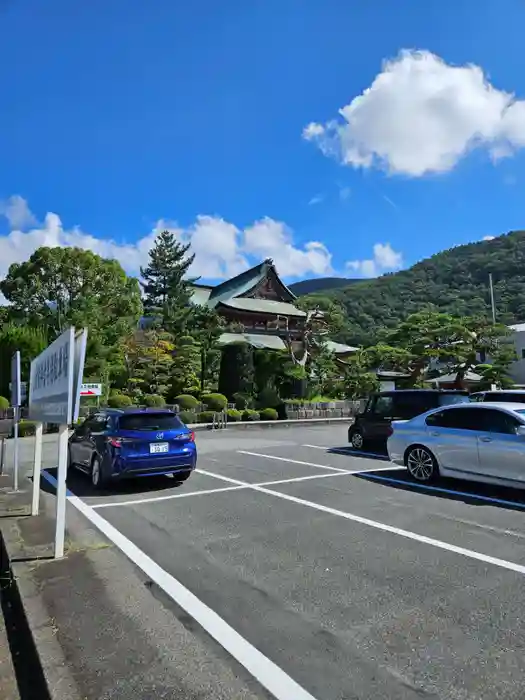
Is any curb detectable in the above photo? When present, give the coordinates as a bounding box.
[188,417,353,432]
[0,519,82,700]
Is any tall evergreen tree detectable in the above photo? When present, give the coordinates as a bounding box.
[140,230,196,333]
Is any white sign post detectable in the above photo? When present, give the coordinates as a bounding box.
[11,351,21,492]
[29,327,87,557]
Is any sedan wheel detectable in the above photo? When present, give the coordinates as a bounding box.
[91,457,104,490]
[406,446,437,482]
[350,430,365,450]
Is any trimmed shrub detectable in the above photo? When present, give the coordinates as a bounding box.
[178,410,196,425]
[174,394,200,410]
[242,409,260,421]
[226,408,242,422]
[197,410,215,424]
[233,392,251,410]
[107,393,133,408]
[17,420,37,437]
[257,387,280,409]
[0,396,9,410]
[142,394,165,407]
[259,407,278,421]
[201,393,227,411]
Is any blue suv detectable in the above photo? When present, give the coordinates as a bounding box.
[68,408,197,489]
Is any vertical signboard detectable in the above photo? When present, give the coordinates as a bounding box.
[28,328,75,424]
[11,351,21,407]
[72,329,88,423]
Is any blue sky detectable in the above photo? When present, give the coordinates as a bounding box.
[2,0,525,283]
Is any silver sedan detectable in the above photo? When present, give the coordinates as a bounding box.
[387,402,525,488]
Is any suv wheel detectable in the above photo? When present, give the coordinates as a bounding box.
[350,429,365,450]
[91,456,106,490]
[406,446,438,482]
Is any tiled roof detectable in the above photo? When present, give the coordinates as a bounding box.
[218,298,306,317]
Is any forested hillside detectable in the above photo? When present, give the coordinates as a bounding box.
[288,277,359,295]
[302,231,525,347]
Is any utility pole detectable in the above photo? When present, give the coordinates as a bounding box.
[489,273,496,324]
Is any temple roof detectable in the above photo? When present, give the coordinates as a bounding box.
[217,298,306,317]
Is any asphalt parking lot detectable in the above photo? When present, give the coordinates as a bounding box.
[47,424,525,699]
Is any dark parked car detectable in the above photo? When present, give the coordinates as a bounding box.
[68,408,197,489]
[470,390,525,403]
[348,390,470,450]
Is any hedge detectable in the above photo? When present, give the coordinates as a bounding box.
[201,393,227,411]
[259,407,278,421]
[242,409,260,421]
[226,408,242,422]
[17,420,37,437]
[142,394,165,407]
[108,394,133,408]
[197,410,216,423]
[0,396,9,410]
[233,392,251,410]
[178,410,196,425]
[174,394,200,410]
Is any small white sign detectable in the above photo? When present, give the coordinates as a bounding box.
[80,383,102,397]
[72,329,88,421]
[29,328,75,424]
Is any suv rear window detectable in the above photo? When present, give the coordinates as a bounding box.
[484,392,525,403]
[438,393,470,407]
[118,413,184,431]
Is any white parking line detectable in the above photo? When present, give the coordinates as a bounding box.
[92,484,246,509]
[42,472,319,700]
[92,467,378,509]
[239,450,399,473]
[197,468,525,577]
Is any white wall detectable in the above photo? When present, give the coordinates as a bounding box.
[509,329,525,384]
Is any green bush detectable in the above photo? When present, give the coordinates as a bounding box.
[201,393,227,411]
[197,410,216,424]
[17,420,37,437]
[259,407,278,421]
[142,394,165,407]
[233,392,251,410]
[174,394,200,410]
[107,393,133,408]
[257,387,280,409]
[242,409,260,421]
[178,410,196,425]
[226,408,242,422]
[0,396,9,410]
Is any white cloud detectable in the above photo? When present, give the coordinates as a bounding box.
[303,49,525,176]
[338,186,351,201]
[483,235,495,241]
[346,242,403,278]
[0,197,333,285]
[0,195,37,229]
[308,194,324,206]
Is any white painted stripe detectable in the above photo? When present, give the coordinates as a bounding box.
[93,467,385,510]
[92,484,245,509]
[302,444,390,460]
[197,468,525,577]
[63,492,319,700]
[238,450,348,472]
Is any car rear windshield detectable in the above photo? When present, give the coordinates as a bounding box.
[438,393,470,406]
[485,393,525,402]
[118,413,184,431]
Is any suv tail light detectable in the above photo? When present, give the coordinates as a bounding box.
[109,437,122,448]
[188,431,195,442]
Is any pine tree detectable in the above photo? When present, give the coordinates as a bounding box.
[140,230,196,334]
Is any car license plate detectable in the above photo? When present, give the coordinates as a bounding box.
[150,442,169,454]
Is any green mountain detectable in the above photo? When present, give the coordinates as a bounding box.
[304,231,525,347]
[288,277,360,296]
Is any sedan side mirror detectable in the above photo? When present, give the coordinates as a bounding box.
[516,426,525,437]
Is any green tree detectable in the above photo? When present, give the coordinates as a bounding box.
[342,349,380,399]
[140,230,195,333]
[0,324,48,398]
[191,306,225,393]
[169,335,201,398]
[122,329,175,400]
[0,247,142,383]
[219,343,254,400]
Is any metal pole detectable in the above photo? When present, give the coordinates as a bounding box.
[13,407,19,491]
[489,273,496,324]
[54,424,69,559]
[0,437,4,476]
[31,422,43,516]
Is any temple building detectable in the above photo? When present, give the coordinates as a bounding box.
[190,258,357,359]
